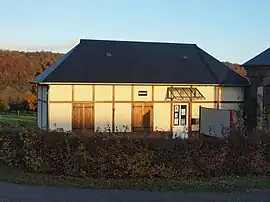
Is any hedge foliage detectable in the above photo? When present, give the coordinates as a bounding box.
[0,122,269,179]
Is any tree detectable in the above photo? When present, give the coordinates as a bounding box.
[0,49,62,107]
[24,88,37,111]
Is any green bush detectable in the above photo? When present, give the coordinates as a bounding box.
[0,122,269,179]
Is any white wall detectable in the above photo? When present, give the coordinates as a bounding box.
[154,86,168,101]
[115,86,132,101]
[95,103,112,131]
[49,103,72,131]
[74,85,92,101]
[49,85,72,101]
[220,87,244,101]
[220,87,244,117]
[115,103,132,132]
[196,86,216,101]
[45,84,244,133]
[153,103,170,131]
[95,85,112,101]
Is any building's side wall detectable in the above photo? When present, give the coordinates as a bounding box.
[46,84,243,132]
[220,87,244,110]
[41,85,48,129]
[37,85,42,129]
[37,85,48,130]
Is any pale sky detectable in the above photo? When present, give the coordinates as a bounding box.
[0,0,270,64]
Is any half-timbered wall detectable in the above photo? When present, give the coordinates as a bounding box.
[45,84,244,132]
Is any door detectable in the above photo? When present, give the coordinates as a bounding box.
[132,103,153,132]
[72,103,94,131]
[172,104,188,139]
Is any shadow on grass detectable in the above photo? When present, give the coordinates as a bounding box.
[0,163,269,192]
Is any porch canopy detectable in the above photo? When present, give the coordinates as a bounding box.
[167,87,205,100]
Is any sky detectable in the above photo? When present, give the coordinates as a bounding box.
[0,0,269,64]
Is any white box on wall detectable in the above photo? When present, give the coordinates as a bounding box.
[133,86,152,101]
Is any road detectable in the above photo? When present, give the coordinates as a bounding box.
[0,181,270,202]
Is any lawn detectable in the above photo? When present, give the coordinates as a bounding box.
[0,113,37,131]
[0,114,36,124]
[0,163,269,192]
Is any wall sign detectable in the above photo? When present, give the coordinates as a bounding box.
[138,90,148,96]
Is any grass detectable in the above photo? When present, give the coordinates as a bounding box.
[0,113,37,131]
[0,163,269,192]
[0,114,36,124]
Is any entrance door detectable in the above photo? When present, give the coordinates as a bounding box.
[132,103,153,132]
[72,103,94,131]
[172,104,188,139]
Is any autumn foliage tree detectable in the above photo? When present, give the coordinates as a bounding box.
[0,50,62,111]
[24,86,37,111]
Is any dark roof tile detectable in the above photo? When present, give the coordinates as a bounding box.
[33,39,249,86]
[243,47,270,66]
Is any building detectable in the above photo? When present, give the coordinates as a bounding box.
[32,39,249,137]
[242,47,270,130]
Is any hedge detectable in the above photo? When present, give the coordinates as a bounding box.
[0,122,269,179]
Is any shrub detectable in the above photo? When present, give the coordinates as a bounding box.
[0,122,269,179]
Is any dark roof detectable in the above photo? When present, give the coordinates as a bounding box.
[242,47,270,66]
[33,39,249,86]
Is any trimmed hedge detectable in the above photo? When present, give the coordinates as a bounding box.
[0,123,269,179]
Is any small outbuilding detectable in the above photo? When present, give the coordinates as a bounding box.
[33,39,249,137]
[242,47,270,130]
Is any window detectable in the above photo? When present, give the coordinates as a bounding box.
[180,105,187,125]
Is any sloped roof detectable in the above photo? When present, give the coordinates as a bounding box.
[33,39,249,86]
[242,47,270,66]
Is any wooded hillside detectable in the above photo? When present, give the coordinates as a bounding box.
[0,50,62,110]
[0,49,246,110]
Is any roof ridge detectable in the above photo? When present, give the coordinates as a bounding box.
[195,46,220,83]
[79,38,197,46]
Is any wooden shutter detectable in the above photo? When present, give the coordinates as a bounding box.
[132,103,153,132]
[143,103,153,131]
[72,103,94,131]
[84,103,94,131]
[72,103,84,130]
[132,103,143,131]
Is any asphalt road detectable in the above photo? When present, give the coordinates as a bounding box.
[0,181,270,202]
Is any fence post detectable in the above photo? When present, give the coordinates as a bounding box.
[199,106,202,138]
